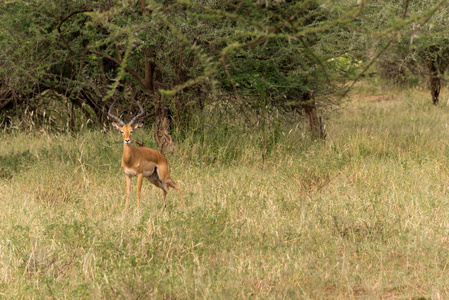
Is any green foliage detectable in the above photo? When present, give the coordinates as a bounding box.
[0,0,427,131]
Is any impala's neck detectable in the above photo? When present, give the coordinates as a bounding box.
[122,143,134,165]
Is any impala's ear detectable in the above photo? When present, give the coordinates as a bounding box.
[112,122,122,131]
[132,123,143,130]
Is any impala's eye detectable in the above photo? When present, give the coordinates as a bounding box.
[120,131,124,134]
[130,131,133,134]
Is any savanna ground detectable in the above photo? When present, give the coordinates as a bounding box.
[2,85,449,298]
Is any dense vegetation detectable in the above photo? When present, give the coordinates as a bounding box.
[1,0,448,138]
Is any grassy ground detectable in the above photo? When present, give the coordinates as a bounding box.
[1,87,449,298]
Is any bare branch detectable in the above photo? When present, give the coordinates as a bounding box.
[88,47,147,89]
[57,6,94,54]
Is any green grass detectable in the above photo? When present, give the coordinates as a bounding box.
[2,87,449,298]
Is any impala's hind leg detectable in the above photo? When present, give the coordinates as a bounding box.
[155,165,186,209]
[161,189,168,213]
[147,168,169,211]
[166,179,186,208]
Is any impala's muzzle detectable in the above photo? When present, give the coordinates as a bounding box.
[124,139,131,145]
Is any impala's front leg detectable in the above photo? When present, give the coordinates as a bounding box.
[137,173,143,210]
[125,174,132,211]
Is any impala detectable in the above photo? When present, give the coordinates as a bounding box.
[108,98,186,211]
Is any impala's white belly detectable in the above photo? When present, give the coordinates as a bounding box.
[124,167,137,177]
[123,167,156,177]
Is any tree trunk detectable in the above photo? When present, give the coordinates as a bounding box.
[154,100,173,154]
[301,91,326,139]
[143,49,154,92]
[139,0,173,151]
[428,60,441,105]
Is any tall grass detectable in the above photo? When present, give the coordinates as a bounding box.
[2,87,449,298]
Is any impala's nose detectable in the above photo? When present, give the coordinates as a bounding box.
[124,139,131,144]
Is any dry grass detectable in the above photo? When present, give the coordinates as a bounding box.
[1,86,449,298]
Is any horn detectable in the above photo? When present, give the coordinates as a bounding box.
[128,99,145,125]
[108,98,126,126]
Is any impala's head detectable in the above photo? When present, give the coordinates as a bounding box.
[112,123,143,145]
[108,98,145,145]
